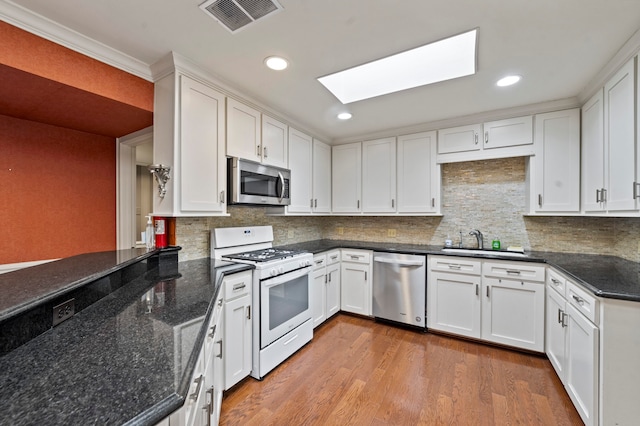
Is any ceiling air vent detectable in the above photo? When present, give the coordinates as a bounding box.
[199,0,283,33]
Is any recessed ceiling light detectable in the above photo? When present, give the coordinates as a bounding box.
[337,112,352,120]
[317,29,478,104]
[264,56,288,71]
[496,75,521,87]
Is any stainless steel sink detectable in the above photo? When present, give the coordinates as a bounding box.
[441,248,528,258]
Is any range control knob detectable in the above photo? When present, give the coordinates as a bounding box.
[278,266,285,274]
[270,268,278,277]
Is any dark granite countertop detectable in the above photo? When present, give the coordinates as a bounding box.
[277,239,640,302]
[0,257,252,426]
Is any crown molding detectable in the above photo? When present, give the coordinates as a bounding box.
[0,0,153,81]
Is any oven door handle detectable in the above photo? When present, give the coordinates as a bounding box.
[262,266,311,288]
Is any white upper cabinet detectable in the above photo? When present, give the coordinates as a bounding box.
[288,127,313,213]
[531,109,581,213]
[362,137,397,213]
[438,124,482,154]
[312,139,331,213]
[397,131,440,213]
[153,72,226,216]
[483,115,533,149]
[582,89,606,212]
[437,116,534,163]
[226,98,261,162]
[332,142,362,213]
[261,114,288,168]
[582,57,638,215]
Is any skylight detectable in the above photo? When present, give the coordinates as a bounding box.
[317,29,478,104]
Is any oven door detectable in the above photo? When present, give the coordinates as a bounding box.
[260,266,311,348]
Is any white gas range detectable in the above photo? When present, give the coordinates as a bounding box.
[211,226,313,380]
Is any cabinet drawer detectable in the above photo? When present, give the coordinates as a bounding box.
[483,261,545,282]
[430,255,482,275]
[341,249,371,264]
[547,268,566,297]
[567,280,599,324]
[326,250,341,265]
[223,270,252,300]
[313,253,327,270]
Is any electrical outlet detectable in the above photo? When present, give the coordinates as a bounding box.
[53,298,75,326]
[337,227,344,235]
[388,229,397,237]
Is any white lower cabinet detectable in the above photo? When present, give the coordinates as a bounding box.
[428,256,545,352]
[311,250,341,328]
[340,249,372,316]
[222,270,252,391]
[545,271,599,426]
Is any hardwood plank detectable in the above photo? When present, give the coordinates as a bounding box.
[220,314,583,426]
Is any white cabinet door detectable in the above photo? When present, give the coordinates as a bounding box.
[288,128,313,213]
[362,137,396,213]
[179,75,226,213]
[311,267,327,328]
[604,58,637,212]
[546,286,567,381]
[226,98,261,162]
[533,109,580,212]
[565,303,599,426]
[397,131,439,213]
[341,262,370,316]
[483,115,533,150]
[312,139,331,213]
[427,271,481,338]
[261,114,288,168]
[326,263,341,319]
[332,143,362,213]
[582,90,606,212]
[481,277,545,352]
[223,293,252,390]
[438,124,482,154]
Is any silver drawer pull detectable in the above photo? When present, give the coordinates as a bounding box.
[572,295,585,305]
[315,260,324,265]
[448,264,461,270]
[506,270,521,275]
[350,255,363,260]
[330,255,338,260]
[233,283,246,291]
[190,375,204,401]
[551,278,561,285]
[208,324,216,338]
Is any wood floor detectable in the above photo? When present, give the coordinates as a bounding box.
[220,314,582,425]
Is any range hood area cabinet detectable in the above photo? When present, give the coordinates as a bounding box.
[581,56,640,215]
[331,132,440,215]
[152,68,227,216]
[226,98,289,169]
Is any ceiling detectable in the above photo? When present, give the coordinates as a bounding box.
[3,0,640,142]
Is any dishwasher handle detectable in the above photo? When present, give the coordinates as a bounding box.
[373,256,424,267]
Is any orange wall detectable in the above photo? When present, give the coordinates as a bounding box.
[1,115,116,263]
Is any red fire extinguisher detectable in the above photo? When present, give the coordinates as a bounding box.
[154,216,167,249]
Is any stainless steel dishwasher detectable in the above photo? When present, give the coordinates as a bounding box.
[372,252,426,328]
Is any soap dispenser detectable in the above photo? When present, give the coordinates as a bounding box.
[145,215,155,250]
[492,236,501,250]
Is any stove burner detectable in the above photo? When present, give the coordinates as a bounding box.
[226,248,306,262]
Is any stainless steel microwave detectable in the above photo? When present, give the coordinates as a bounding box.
[228,157,291,206]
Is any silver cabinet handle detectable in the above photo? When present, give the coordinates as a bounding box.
[310,199,314,208]
[217,298,223,307]
[538,194,542,207]
[220,190,225,203]
[357,200,360,209]
[206,387,215,420]
[634,182,640,200]
[391,199,395,208]
[328,273,331,282]
[475,284,479,296]
[256,145,261,157]
[474,133,478,145]
[484,131,489,144]
[602,188,607,202]
[431,198,435,208]
[314,199,318,208]
[558,308,563,324]
[572,295,584,305]
[233,283,246,291]
[190,375,204,401]
[486,286,490,298]
[596,189,601,203]
[216,339,223,358]
[247,305,251,320]
[364,271,367,281]
[506,270,521,275]
[551,278,561,285]
[561,312,568,328]
[447,264,461,270]
[208,324,216,338]
[325,274,327,284]
[315,259,324,265]
[263,146,268,158]
[330,255,338,260]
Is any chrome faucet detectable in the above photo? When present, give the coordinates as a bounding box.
[469,229,484,249]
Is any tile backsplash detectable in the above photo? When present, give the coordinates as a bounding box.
[175,157,640,262]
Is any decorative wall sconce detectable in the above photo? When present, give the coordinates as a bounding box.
[148,164,171,198]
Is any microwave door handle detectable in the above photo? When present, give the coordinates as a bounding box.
[277,172,285,201]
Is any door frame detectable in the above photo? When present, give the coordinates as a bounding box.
[116,126,153,249]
